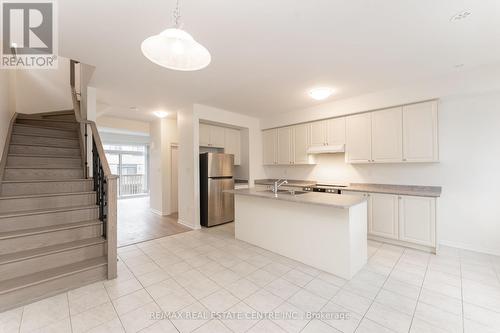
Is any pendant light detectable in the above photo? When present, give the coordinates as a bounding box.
[141,0,211,71]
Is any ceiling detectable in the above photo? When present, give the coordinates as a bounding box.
[59,0,500,121]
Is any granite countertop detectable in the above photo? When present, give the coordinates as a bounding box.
[226,188,367,209]
[254,179,442,197]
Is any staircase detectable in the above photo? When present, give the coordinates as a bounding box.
[0,111,112,312]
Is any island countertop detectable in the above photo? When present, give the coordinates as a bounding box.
[255,179,441,197]
[226,188,367,209]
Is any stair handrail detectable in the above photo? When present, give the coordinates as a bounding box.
[70,59,117,279]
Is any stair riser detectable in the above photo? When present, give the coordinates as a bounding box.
[0,264,107,312]
[0,193,96,213]
[0,224,102,254]
[1,181,93,196]
[9,144,81,157]
[7,156,82,168]
[11,135,80,148]
[4,168,84,180]
[0,207,98,232]
[15,119,78,130]
[13,125,78,139]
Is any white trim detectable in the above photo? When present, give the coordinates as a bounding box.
[439,240,500,257]
[178,218,201,230]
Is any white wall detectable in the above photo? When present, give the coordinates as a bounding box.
[11,58,73,114]
[177,104,265,229]
[0,70,14,161]
[150,118,178,216]
[264,91,500,256]
[97,116,150,135]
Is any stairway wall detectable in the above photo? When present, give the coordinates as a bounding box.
[0,71,14,162]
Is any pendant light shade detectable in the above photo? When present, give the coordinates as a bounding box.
[141,28,211,71]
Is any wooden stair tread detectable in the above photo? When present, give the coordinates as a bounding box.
[12,133,79,140]
[0,220,101,240]
[13,123,77,133]
[9,143,80,150]
[5,166,83,170]
[0,191,95,201]
[16,117,78,124]
[7,154,82,159]
[0,237,105,265]
[0,256,107,295]
[2,179,92,184]
[0,204,98,218]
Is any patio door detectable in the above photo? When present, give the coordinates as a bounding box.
[104,144,149,197]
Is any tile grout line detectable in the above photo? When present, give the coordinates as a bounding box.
[120,249,182,333]
[406,249,431,333]
[17,305,24,333]
[460,252,465,333]
[352,244,405,333]
[66,293,74,333]
[101,275,129,333]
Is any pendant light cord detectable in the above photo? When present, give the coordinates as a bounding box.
[173,0,181,28]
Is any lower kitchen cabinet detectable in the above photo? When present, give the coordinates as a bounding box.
[342,190,437,250]
[398,195,436,247]
[369,193,399,240]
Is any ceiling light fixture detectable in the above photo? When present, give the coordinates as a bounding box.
[141,0,211,71]
[153,111,169,118]
[309,87,334,101]
[450,11,471,21]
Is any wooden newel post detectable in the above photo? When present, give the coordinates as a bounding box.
[106,175,118,279]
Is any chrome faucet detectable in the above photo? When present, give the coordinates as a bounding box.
[272,178,288,195]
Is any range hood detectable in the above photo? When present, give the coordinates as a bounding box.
[307,144,345,154]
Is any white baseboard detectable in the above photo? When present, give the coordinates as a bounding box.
[178,218,201,230]
[150,209,165,216]
[439,240,500,257]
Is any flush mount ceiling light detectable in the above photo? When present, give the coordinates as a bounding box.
[141,0,211,71]
[309,87,334,101]
[450,11,471,21]
[153,111,169,118]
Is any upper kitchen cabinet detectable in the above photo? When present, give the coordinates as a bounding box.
[403,101,439,162]
[308,117,345,147]
[199,123,211,147]
[309,120,327,146]
[199,123,225,148]
[224,128,241,165]
[262,129,277,165]
[371,107,403,162]
[293,123,312,164]
[346,113,372,163]
[277,127,293,165]
[326,117,346,146]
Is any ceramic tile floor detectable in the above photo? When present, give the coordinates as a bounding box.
[2,222,500,333]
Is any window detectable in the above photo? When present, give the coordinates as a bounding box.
[104,144,149,197]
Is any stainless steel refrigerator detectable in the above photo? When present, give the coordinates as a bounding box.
[199,153,234,227]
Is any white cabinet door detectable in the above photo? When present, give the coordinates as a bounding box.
[262,129,277,165]
[199,123,211,146]
[210,126,226,148]
[371,107,403,162]
[224,128,241,165]
[346,113,372,163]
[277,127,292,165]
[327,117,346,146]
[293,124,311,164]
[369,193,399,240]
[309,120,327,147]
[399,196,436,246]
[403,101,438,162]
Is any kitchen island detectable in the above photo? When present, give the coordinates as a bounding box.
[226,188,368,279]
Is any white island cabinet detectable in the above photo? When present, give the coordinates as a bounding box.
[228,189,368,279]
